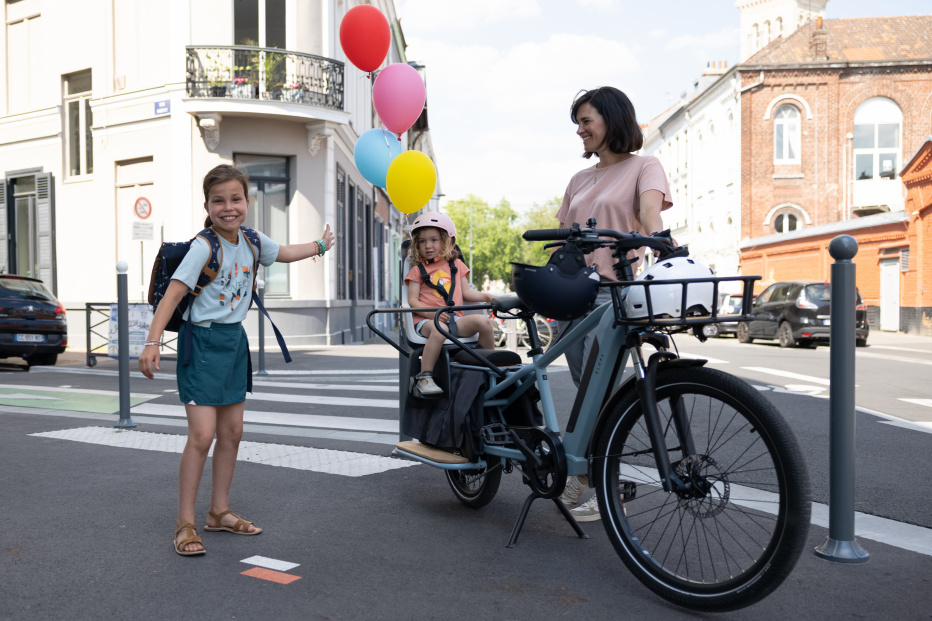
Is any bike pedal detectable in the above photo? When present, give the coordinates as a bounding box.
[620,480,637,501]
[480,423,511,446]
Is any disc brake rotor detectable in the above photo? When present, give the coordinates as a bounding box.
[674,454,730,518]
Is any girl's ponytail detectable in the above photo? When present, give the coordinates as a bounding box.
[204,215,213,228]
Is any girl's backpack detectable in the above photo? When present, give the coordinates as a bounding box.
[147,226,291,366]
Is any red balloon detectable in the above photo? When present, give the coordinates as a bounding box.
[339,5,391,73]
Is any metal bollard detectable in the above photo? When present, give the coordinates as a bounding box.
[256,279,267,376]
[114,262,137,429]
[814,235,868,563]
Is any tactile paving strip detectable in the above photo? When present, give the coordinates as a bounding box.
[30,427,418,477]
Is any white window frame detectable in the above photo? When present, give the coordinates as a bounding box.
[852,97,902,183]
[773,105,800,164]
[63,70,93,179]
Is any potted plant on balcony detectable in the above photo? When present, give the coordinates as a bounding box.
[282,83,304,103]
[232,76,256,99]
[206,57,230,97]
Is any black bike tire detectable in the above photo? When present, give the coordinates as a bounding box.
[593,366,811,612]
[445,462,503,509]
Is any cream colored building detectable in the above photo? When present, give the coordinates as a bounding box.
[0,0,435,348]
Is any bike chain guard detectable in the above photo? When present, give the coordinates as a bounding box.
[509,427,567,499]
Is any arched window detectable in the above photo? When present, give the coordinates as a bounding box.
[764,20,771,42]
[776,17,783,36]
[774,213,798,233]
[853,97,902,181]
[773,105,800,163]
[753,23,760,49]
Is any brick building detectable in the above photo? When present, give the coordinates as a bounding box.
[738,16,932,334]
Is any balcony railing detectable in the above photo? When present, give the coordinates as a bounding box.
[185,46,344,111]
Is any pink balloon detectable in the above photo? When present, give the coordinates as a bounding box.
[372,63,426,138]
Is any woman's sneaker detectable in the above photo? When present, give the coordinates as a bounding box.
[558,475,587,508]
[569,495,627,522]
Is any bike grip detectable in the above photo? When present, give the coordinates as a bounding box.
[523,228,573,241]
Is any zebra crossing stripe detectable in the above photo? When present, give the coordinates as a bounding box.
[29,427,417,477]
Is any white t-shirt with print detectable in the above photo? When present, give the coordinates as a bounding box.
[172,229,279,325]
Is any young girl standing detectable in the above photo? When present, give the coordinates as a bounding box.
[404,212,494,396]
[138,164,335,556]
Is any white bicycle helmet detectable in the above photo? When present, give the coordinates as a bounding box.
[624,257,715,319]
[411,212,456,240]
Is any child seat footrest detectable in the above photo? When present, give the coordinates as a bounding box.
[394,441,469,464]
[480,423,512,446]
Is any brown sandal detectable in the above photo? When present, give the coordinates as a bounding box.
[174,523,206,556]
[204,508,262,535]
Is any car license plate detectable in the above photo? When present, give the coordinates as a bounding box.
[15,334,45,343]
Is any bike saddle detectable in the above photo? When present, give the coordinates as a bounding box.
[490,294,530,314]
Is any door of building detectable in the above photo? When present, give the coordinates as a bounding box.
[879,258,900,332]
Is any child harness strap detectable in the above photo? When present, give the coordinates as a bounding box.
[418,259,458,337]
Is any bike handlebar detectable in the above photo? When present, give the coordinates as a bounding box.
[522,225,677,258]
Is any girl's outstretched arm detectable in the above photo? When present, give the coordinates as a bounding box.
[276,224,335,263]
[462,276,493,304]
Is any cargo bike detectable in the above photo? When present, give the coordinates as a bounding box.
[366,221,811,612]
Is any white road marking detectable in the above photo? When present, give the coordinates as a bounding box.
[867,345,932,354]
[247,391,397,409]
[251,380,396,393]
[131,403,398,432]
[856,352,932,367]
[900,398,932,408]
[29,427,416,477]
[741,367,831,386]
[241,556,300,572]
[619,464,932,557]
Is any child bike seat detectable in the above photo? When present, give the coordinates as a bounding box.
[401,258,480,347]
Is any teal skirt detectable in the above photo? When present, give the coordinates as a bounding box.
[177,322,253,406]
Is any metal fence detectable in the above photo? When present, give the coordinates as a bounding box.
[185,45,344,110]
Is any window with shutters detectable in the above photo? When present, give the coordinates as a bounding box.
[336,166,347,299]
[3,171,55,290]
[63,70,93,178]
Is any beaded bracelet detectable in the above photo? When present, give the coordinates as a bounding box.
[144,341,162,347]
[316,239,326,256]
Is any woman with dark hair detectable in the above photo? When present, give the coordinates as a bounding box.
[554,86,673,521]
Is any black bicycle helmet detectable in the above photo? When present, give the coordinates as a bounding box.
[511,262,600,320]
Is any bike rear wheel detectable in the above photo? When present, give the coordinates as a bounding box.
[593,366,811,612]
[445,459,503,508]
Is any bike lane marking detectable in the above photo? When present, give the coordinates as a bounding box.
[0,385,159,414]
[28,426,417,477]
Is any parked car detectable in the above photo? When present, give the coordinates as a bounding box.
[702,292,749,338]
[0,275,67,366]
[736,280,868,348]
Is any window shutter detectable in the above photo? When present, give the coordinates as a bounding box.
[35,172,56,294]
[901,248,909,272]
[0,180,7,273]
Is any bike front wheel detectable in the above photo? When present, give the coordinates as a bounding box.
[593,366,811,612]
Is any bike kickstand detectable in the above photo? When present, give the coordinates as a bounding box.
[506,491,539,548]
[553,497,589,540]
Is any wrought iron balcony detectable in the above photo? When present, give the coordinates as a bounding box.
[185,46,344,111]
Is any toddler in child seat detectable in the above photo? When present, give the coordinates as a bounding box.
[404,212,495,395]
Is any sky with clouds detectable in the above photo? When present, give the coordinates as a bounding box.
[393,0,931,213]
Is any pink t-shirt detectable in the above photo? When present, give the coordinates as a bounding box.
[556,155,672,280]
[404,257,470,322]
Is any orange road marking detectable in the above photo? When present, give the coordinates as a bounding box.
[240,567,302,584]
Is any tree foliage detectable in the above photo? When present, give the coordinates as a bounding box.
[434,194,563,289]
[444,195,522,287]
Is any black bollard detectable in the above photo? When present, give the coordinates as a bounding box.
[114,262,137,429]
[814,235,868,563]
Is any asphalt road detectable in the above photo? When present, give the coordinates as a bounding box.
[1,331,930,620]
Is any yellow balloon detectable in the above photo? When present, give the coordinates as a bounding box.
[386,150,437,215]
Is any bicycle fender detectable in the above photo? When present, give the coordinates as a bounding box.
[585,357,708,467]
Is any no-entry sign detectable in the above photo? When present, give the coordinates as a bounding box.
[134,197,152,220]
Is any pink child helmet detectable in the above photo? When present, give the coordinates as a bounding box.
[411,211,457,240]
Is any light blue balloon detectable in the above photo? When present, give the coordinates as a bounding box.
[354,128,404,188]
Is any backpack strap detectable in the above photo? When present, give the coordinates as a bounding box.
[241,226,292,364]
[181,228,222,366]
